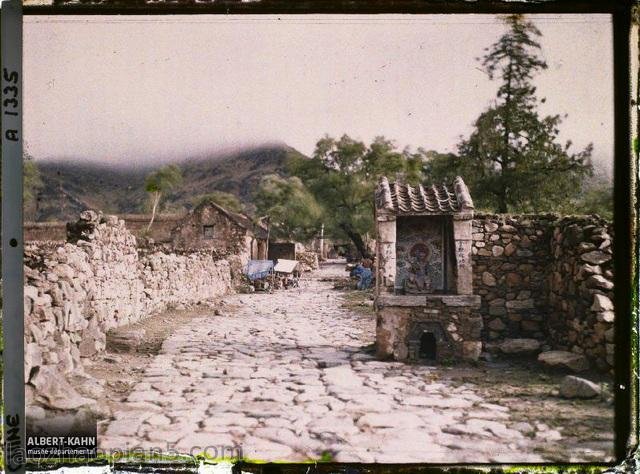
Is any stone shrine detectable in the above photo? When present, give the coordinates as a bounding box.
[374,176,483,362]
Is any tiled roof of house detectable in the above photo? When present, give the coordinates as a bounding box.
[375,176,473,215]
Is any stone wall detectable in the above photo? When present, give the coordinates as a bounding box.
[546,216,614,371]
[24,214,184,244]
[472,214,556,341]
[470,213,614,371]
[139,250,232,315]
[24,211,233,410]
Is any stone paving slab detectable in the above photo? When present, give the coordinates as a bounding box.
[99,262,599,463]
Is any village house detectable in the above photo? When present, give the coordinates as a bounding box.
[171,199,268,263]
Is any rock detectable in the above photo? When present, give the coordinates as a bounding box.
[504,242,517,256]
[577,242,597,253]
[79,325,106,357]
[605,327,615,342]
[511,422,535,434]
[505,272,522,286]
[586,275,613,290]
[591,294,614,312]
[516,249,534,257]
[79,210,100,222]
[482,272,496,286]
[559,375,601,399]
[492,245,504,257]
[31,366,95,410]
[462,341,482,360]
[597,311,615,323]
[581,250,612,265]
[499,338,541,355]
[484,222,499,232]
[53,263,75,281]
[538,350,589,372]
[505,299,534,310]
[535,428,562,441]
[70,373,106,399]
[488,319,506,331]
[107,328,146,353]
[25,343,42,382]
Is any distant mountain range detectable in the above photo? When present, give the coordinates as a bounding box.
[31,144,308,222]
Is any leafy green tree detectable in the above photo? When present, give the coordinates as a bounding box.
[555,173,613,220]
[289,135,423,257]
[193,191,244,213]
[144,164,183,232]
[457,14,592,212]
[421,150,464,184]
[254,174,324,242]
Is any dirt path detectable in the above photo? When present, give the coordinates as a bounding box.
[95,261,614,463]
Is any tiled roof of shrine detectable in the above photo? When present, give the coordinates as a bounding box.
[375,176,473,215]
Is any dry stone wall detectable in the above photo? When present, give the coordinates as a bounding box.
[139,250,232,315]
[472,214,556,342]
[471,213,614,371]
[24,211,233,410]
[546,216,614,371]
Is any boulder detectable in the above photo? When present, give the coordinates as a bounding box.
[559,376,601,399]
[499,338,541,355]
[538,350,589,372]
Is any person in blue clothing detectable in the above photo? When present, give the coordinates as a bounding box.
[351,260,373,290]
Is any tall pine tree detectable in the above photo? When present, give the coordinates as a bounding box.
[458,14,593,213]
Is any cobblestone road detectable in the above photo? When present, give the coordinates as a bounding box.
[99,262,572,463]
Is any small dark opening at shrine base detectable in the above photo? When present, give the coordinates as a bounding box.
[419,332,437,360]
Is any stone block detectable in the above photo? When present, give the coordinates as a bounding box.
[591,294,614,312]
[462,341,482,360]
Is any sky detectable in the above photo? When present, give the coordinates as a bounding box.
[23,14,613,174]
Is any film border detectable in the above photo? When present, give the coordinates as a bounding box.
[3,0,637,472]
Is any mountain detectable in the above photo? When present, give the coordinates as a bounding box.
[31,144,308,222]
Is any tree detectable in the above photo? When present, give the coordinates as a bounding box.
[193,191,243,213]
[254,174,324,242]
[144,164,183,232]
[456,14,592,212]
[289,135,424,257]
[556,172,613,220]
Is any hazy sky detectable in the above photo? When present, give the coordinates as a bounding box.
[24,14,613,173]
